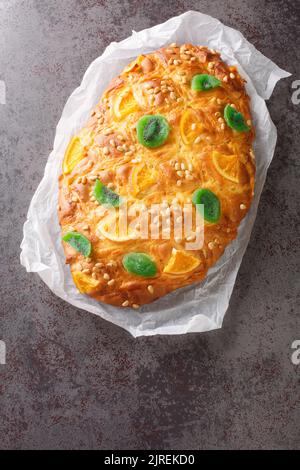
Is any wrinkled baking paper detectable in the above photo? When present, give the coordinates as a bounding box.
[20,11,290,337]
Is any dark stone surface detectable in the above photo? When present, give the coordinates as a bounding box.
[0,0,299,450]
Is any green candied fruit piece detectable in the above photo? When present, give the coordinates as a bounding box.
[62,231,92,257]
[122,252,157,278]
[137,115,170,148]
[192,188,221,223]
[191,74,221,91]
[224,104,250,132]
[93,179,121,207]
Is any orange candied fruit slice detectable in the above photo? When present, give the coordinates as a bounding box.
[72,271,100,294]
[63,136,84,174]
[123,55,146,73]
[113,87,139,120]
[130,163,158,197]
[163,249,201,274]
[212,151,241,183]
[180,109,203,145]
[97,216,138,243]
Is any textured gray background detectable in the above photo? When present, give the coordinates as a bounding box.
[0,0,299,450]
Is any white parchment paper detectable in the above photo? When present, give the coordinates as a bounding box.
[20,11,290,337]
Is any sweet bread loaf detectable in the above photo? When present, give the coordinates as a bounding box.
[58,44,255,308]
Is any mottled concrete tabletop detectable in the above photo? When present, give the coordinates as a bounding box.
[0,0,299,450]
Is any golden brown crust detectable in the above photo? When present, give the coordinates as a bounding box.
[58,44,255,308]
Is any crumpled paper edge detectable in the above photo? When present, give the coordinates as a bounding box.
[20,11,291,337]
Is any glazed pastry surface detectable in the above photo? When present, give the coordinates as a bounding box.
[58,44,255,308]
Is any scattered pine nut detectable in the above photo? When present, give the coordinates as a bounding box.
[147,285,154,294]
